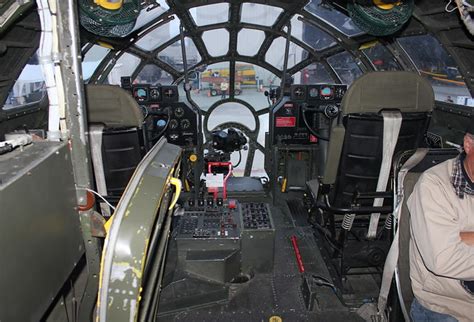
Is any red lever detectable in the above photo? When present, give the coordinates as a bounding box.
[291,235,305,273]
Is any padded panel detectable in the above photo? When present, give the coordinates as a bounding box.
[332,113,430,207]
[102,128,143,196]
[322,125,345,185]
[398,172,419,312]
[341,72,434,115]
[85,84,144,128]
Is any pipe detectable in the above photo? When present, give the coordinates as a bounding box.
[36,0,65,141]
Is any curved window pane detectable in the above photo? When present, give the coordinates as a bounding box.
[133,64,173,85]
[83,45,110,82]
[135,18,180,51]
[107,53,141,85]
[158,38,201,71]
[241,3,283,27]
[236,62,279,111]
[266,37,308,70]
[305,0,363,37]
[207,102,256,132]
[398,34,473,105]
[3,53,46,110]
[362,42,401,71]
[327,51,362,86]
[202,29,229,57]
[291,15,337,51]
[293,63,334,84]
[237,29,265,56]
[190,3,229,26]
[132,1,170,32]
[189,62,230,111]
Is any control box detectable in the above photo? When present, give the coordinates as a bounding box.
[174,200,275,282]
[271,84,346,145]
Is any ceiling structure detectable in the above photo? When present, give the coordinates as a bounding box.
[80,0,474,101]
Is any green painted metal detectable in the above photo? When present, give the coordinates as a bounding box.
[98,138,182,322]
[0,142,84,321]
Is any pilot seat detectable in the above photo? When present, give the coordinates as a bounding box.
[307,71,434,283]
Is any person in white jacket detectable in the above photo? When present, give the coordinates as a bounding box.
[408,121,474,322]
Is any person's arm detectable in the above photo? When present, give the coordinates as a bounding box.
[408,173,474,280]
[460,232,474,246]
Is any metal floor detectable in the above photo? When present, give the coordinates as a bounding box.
[158,198,366,322]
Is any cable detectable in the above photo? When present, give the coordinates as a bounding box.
[77,187,116,211]
[301,105,329,141]
[233,150,242,168]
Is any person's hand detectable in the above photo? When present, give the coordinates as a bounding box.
[460,232,474,246]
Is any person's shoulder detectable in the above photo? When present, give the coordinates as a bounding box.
[418,157,453,186]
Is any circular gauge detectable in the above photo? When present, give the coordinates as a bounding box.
[139,105,149,118]
[169,119,178,129]
[150,88,160,100]
[309,87,318,98]
[180,119,191,129]
[174,107,185,118]
[134,88,148,101]
[293,86,305,98]
[320,86,334,99]
[155,119,167,128]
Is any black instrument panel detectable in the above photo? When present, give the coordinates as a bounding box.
[128,84,198,147]
[272,84,347,145]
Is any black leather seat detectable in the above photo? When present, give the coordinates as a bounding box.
[85,84,145,205]
[309,71,434,279]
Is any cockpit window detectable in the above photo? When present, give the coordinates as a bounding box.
[305,0,364,37]
[398,34,473,106]
[234,62,279,111]
[82,44,111,82]
[131,0,170,32]
[265,37,307,70]
[240,3,283,27]
[189,3,230,26]
[327,51,363,85]
[2,53,46,110]
[291,15,337,51]
[237,29,265,56]
[202,29,229,57]
[134,64,173,85]
[361,42,401,71]
[187,62,230,111]
[135,17,180,51]
[158,38,201,71]
[106,53,141,85]
[293,63,334,84]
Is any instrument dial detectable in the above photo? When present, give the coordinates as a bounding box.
[309,87,318,98]
[133,88,148,102]
[169,119,178,129]
[180,119,191,129]
[150,88,160,100]
[175,107,185,118]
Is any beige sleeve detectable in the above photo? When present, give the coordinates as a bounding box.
[408,173,474,280]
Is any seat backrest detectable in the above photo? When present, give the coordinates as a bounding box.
[396,148,459,318]
[85,84,144,128]
[322,71,434,207]
[85,84,145,199]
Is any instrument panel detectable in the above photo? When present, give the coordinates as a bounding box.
[272,84,347,145]
[128,83,198,147]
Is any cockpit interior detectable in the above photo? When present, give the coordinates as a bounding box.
[0,0,473,321]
